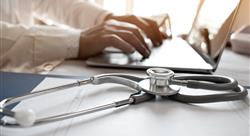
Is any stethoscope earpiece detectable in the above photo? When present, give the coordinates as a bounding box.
[14,109,36,127]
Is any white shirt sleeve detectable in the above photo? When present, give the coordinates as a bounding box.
[0,21,81,73]
[0,0,111,73]
[33,0,111,29]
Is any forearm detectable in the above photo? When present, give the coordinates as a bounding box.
[0,21,81,72]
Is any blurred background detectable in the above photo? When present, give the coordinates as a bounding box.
[88,0,249,35]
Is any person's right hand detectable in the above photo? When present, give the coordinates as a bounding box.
[78,22,150,60]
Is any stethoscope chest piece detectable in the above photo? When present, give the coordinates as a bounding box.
[139,68,180,96]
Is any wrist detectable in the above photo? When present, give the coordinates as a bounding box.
[78,33,86,59]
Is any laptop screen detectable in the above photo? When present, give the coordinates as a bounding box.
[187,0,240,59]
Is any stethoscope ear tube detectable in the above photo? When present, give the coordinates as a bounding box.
[173,75,238,90]
[168,84,248,103]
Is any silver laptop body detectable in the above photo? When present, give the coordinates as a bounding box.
[86,0,241,73]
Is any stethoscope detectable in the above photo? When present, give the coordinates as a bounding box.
[0,68,248,127]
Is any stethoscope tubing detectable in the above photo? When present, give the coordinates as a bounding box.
[168,84,247,103]
[172,75,238,90]
[0,71,248,127]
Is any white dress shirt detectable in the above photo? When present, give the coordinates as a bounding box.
[0,0,110,73]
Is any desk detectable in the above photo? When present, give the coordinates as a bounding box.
[51,48,250,86]
[2,48,249,136]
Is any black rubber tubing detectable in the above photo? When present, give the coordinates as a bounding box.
[173,75,238,90]
[168,84,248,103]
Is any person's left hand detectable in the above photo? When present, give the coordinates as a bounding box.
[105,15,166,47]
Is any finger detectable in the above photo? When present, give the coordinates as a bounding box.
[103,28,150,58]
[110,25,150,51]
[101,34,135,54]
[161,31,168,39]
[142,17,164,45]
[110,15,160,47]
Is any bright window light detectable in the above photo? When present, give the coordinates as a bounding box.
[98,0,201,35]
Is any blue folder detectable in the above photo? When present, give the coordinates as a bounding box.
[0,72,84,119]
[0,72,46,101]
[0,72,45,119]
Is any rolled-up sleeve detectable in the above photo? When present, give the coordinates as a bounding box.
[0,21,81,73]
[33,0,111,29]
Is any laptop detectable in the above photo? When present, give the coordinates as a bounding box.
[86,0,241,73]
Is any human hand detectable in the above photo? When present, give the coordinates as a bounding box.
[105,14,166,47]
[78,22,150,59]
